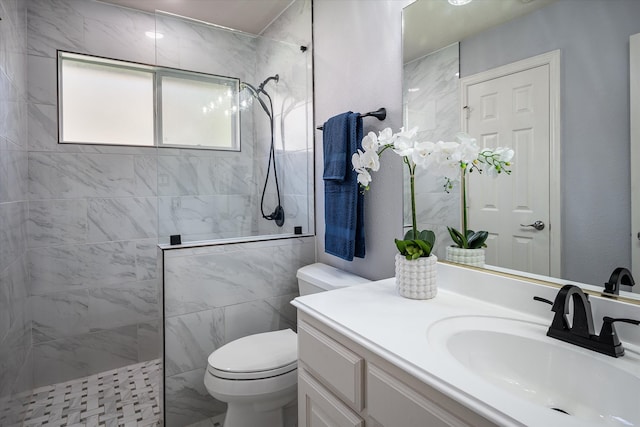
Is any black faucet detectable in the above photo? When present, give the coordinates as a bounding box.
[604,267,635,295]
[534,285,640,357]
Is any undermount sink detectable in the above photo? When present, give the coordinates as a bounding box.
[427,316,640,426]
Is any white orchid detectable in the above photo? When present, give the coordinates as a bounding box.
[356,168,372,187]
[361,131,380,152]
[352,126,515,255]
[392,127,418,157]
[358,149,380,172]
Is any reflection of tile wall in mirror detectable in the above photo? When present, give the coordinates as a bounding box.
[403,43,461,259]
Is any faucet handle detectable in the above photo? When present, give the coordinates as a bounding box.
[533,296,553,305]
[533,294,570,332]
[598,317,640,356]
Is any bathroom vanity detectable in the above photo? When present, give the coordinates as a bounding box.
[292,263,640,427]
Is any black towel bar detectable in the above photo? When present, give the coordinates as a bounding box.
[317,108,386,131]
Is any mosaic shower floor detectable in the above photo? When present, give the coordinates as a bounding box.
[21,359,162,427]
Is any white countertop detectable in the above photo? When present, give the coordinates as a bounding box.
[292,262,640,427]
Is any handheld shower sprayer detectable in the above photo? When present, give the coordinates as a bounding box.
[241,74,285,227]
[258,74,279,92]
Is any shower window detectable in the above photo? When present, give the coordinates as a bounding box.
[58,52,155,146]
[58,51,240,151]
[158,71,240,150]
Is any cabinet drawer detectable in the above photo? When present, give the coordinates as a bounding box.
[299,369,364,427]
[367,364,472,427]
[298,321,364,410]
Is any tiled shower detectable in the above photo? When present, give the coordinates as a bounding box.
[0,0,313,425]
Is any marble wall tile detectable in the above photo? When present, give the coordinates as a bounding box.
[136,239,160,282]
[0,201,27,273]
[163,237,314,317]
[404,43,460,236]
[134,154,158,196]
[31,289,89,343]
[0,0,28,94]
[0,149,28,203]
[29,152,156,199]
[211,156,255,196]
[158,195,229,239]
[280,150,311,196]
[157,152,256,200]
[223,299,296,344]
[0,315,31,402]
[87,197,157,242]
[82,325,139,374]
[137,320,162,362]
[164,253,266,317]
[27,199,88,248]
[157,155,199,197]
[1,349,33,427]
[0,95,27,149]
[0,269,10,343]
[32,325,138,387]
[27,0,85,58]
[0,256,28,344]
[168,21,256,79]
[32,337,89,387]
[88,283,159,332]
[26,54,56,105]
[260,0,312,48]
[264,292,299,332]
[29,241,137,294]
[164,308,224,376]
[82,14,155,65]
[27,102,56,151]
[165,368,225,427]
[0,0,31,412]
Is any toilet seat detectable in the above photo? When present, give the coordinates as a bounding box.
[207,329,297,380]
[207,360,297,380]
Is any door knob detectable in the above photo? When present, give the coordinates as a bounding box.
[521,220,545,230]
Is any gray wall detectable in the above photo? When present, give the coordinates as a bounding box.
[162,237,315,427]
[0,0,33,425]
[314,0,411,280]
[460,0,640,283]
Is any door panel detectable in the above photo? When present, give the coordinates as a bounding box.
[465,64,550,275]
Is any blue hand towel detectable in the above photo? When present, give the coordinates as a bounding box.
[324,112,366,261]
[322,112,351,181]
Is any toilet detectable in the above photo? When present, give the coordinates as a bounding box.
[204,263,370,427]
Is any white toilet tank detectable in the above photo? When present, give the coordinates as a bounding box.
[296,263,370,296]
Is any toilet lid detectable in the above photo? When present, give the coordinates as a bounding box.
[207,329,297,377]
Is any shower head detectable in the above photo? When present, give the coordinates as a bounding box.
[258,74,279,92]
[240,75,279,119]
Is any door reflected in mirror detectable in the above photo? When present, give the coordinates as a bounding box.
[402,0,640,297]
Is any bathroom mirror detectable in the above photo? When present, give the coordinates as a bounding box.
[403,0,640,297]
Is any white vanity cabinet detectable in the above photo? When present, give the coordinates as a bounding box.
[297,312,496,427]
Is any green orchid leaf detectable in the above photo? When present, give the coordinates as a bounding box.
[414,239,432,257]
[447,227,465,248]
[395,239,407,254]
[404,230,418,240]
[467,231,489,249]
[418,230,436,246]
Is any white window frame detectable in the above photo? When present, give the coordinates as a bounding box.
[57,50,241,151]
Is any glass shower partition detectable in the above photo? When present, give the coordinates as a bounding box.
[154,12,313,246]
[154,2,314,425]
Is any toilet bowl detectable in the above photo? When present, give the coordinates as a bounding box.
[204,263,370,427]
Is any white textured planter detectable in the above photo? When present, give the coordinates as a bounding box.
[445,246,485,267]
[395,253,438,300]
